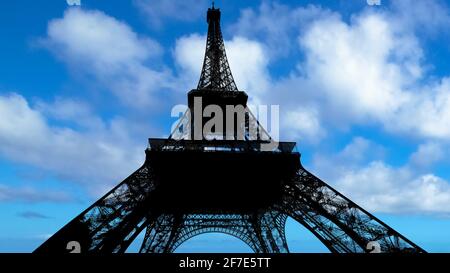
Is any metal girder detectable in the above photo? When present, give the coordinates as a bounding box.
[34,164,157,253]
[139,212,289,253]
[278,167,426,253]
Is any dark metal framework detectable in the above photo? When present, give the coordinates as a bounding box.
[34,6,425,254]
[33,149,424,253]
[197,7,238,91]
[139,212,289,253]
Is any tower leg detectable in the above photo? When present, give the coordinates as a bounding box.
[34,164,156,253]
[139,214,182,253]
[259,211,289,253]
[278,167,425,253]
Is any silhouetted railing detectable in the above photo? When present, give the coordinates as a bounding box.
[148,138,297,153]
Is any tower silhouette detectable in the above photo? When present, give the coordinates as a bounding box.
[34,6,425,253]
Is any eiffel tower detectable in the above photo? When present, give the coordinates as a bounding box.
[34,6,425,254]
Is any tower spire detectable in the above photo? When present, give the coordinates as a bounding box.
[197,5,238,91]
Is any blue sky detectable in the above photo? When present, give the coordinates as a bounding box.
[1,0,450,253]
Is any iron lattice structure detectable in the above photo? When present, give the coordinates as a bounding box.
[197,6,238,91]
[34,6,425,254]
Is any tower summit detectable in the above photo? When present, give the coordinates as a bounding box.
[197,6,238,91]
[188,6,249,140]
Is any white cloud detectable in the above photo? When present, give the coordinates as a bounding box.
[311,137,450,215]
[282,107,324,142]
[230,1,450,142]
[42,8,175,109]
[0,93,145,195]
[173,34,205,91]
[0,184,72,203]
[335,162,450,214]
[47,9,161,66]
[35,97,104,130]
[312,137,385,180]
[229,2,336,58]
[281,7,450,140]
[391,0,450,36]
[338,137,384,164]
[299,13,418,122]
[396,78,450,139]
[409,142,445,168]
[226,37,270,98]
[36,97,91,121]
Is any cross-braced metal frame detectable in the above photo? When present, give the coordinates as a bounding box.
[139,211,289,253]
[34,5,425,254]
[197,6,238,91]
[34,157,424,253]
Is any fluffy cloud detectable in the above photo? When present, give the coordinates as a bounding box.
[47,9,161,66]
[409,142,445,168]
[296,12,450,139]
[35,97,104,130]
[42,8,175,109]
[391,0,450,36]
[299,13,419,121]
[299,3,450,139]
[0,93,145,195]
[311,137,450,215]
[232,1,450,141]
[229,2,336,58]
[0,184,72,203]
[397,78,450,139]
[173,34,205,92]
[336,163,450,214]
[282,107,325,142]
[226,37,270,98]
